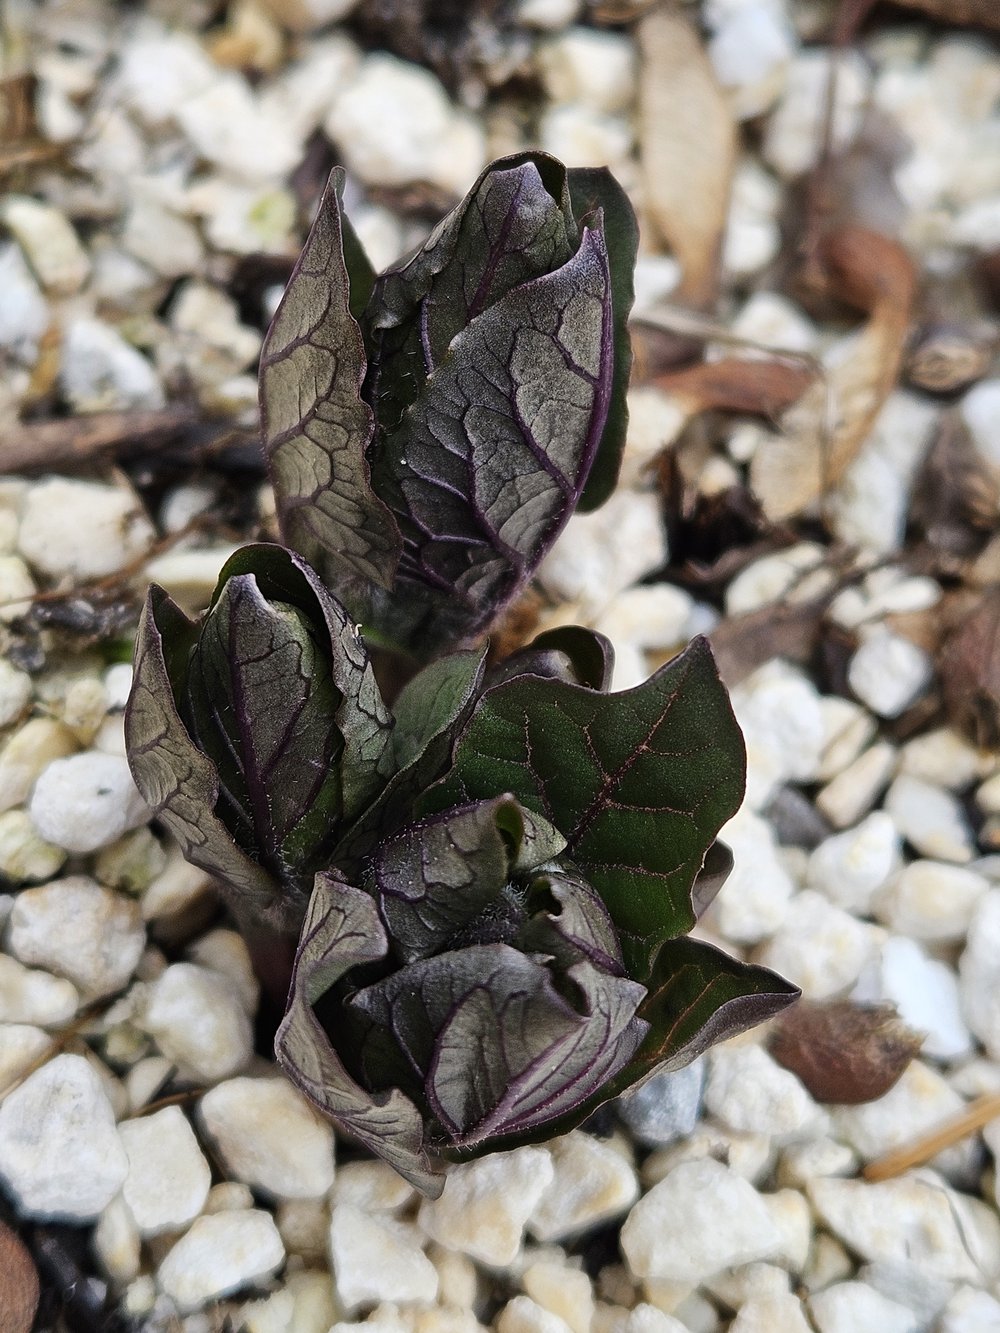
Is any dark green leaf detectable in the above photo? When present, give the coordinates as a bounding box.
[259,167,401,593]
[422,637,745,972]
[275,871,441,1195]
[567,166,638,512]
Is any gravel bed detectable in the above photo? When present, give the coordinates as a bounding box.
[1,1,1000,1330]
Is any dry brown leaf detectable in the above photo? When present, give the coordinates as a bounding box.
[654,358,817,418]
[0,1220,40,1333]
[769,1000,923,1104]
[708,597,828,687]
[910,411,1000,562]
[750,227,917,521]
[938,587,1000,749]
[637,6,737,309]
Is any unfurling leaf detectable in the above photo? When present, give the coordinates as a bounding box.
[260,152,637,657]
[768,999,922,1104]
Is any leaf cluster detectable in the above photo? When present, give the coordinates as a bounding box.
[125,154,796,1191]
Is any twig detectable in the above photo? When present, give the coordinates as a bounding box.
[863,1091,1000,1182]
[0,406,200,474]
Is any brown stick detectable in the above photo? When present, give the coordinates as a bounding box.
[863,1091,1000,1182]
[0,406,200,474]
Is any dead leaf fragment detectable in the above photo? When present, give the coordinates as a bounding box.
[910,411,1000,563]
[0,1220,40,1333]
[769,1000,923,1104]
[751,227,917,521]
[637,6,736,309]
[889,0,1000,28]
[708,596,828,687]
[654,358,817,419]
[938,588,1000,749]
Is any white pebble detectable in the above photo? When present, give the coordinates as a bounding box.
[816,742,897,828]
[536,29,635,114]
[539,491,667,616]
[807,813,900,916]
[121,193,204,280]
[862,935,972,1061]
[114,29,216,123]
[30,752,149,854]
[60,317,164,413]
[710,6,796,120]
[724,543,825,616]
[0,953,79,1026]
[156,1209,285,1312]
[0,554,35,623]
[199,1076,335,1199]
[0,1053,127,1219]
[7,874,145,999]
[884,774,974,863]
[330,1202,438,1309]
[708,807,793,945]
[330,1159,415,1214]
[94,1193,141,1284]
[763,50,870,178]
[419,1147,555,1266]
[754,890,882,1000]
[0,243,48,363]
[961,378,1000,470]
[0,1023,50,1100]
[529,1132,638,1241]
[732,662,826,809]
[960,891,1000,1061]
[119,1106,212,1236]
[186,929,258,1016]
[808,1172,1000,1284]
[848,629,933,719]
[705,1044,826,1141]
[816,697,876,781]
[18,477,154,580]
[809,1281,919,1333]
[0,195,90,294]
[899,728,985,790]
[522,1259,593,1333]
[325,54,485,194]
[0,810,66,883]
[593,585,695,655]
[176,73,301,182]
[876,860,989,942]
[141,962,254,1082]
[143,545,242,615]
[938,1287,1000,1333]
[621,1158,780,1283]
[515,0,581,28]
[538,104,633,170]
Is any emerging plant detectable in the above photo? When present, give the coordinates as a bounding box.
[126,152,797,1194]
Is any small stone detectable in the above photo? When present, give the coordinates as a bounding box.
[538,105,634,170]
[848,629,934,719]
[61,317,164,412]
[119,1106,212,1236]
[858,936,972,1063]
[832,1062,974,1180]
[499,1296,573,1333]
[330,1202,438,1309]
[6,875,145,999]
[204,1180,256,1213]
[176,72,301,182]
[0,1023,50,1100]
[95,828,167,896]
[419,1147,554,1266]
[143,545,243,616]
[536,29,635,114]
[1,195,90,294]
[617,1059,705,1146]
[807,813,900,916]
[0,658,30,730]
[156,1209,285,1312]
[705,1043,826,1141]
[538,491,666,615]
[187,929,259,1016]
[754,891,882,1000]
[734,661,826,809]
[763,50,870,178]
[816,742,897,829]
[808,1172,1000,1283]
[523,1260,593,1333]
[141,845,215,922]
[121,193,204,279]
[515,0,581,28]
[529,1132,638,1241]
[123,1056,174,1113]
[94,1193,142,1284]
[0,810,67,883]
[961,378,1000,470]
[18,477,154,580]
[30,752,149,854]
[816,697,877,781]
[777,1137,858,1190]
[860,1260,954,1325]
[0,556,35,625]
[275,1197,329,1262]
[724,544,825,617]
[0,953,79,1026]
[0,242,49,363]
[959,891,1000,1060]
[199,1076,335,1199]
[706,806,794,944]
[113,28,216,124]
[938,1287,1000,1333]
[593,585,695,656]
[885,774,974,863]
[0,1053,127,1219]
[730,1293,812,1333]
[141,962,254,1082]
[876,860,989,942]
[709,6,796,120]
[325,54,485,194]
[809,1282,919,1333]
[622,1159,780,1284]
[330,1159,415,1213]
[62,677,109,744]
[643,1124,774,1190]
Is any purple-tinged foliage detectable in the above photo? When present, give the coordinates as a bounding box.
[259,152,637,657]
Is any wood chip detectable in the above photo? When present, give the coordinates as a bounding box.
[0,1221,40,1333]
